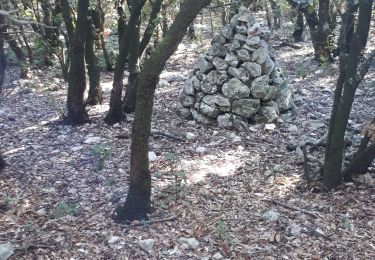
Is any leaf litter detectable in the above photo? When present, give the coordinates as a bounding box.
[0,37,374,259]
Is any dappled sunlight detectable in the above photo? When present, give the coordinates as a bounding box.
[179,148,249,183]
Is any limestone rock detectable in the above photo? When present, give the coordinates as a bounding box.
[232,98,260,118]
[251,75,270,99]
[213,57,228,71]
[197,56,214,73]
[222,78,251,100]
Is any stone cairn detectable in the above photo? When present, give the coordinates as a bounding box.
[177,6,294,130]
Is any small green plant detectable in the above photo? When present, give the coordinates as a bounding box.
[217,219,231,242]
[91,144,111,171]
[52,202,79,219]
[296,66,308,79]
[164,152,187,188]
[24,219,39,235]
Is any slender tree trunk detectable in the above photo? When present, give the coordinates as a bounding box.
[139,0,163,58]
[292,11,304,42]
[117,1,127,47]
[316,0,332,62]
[97,0,113,71]
[4,33,28,78]
[268,0,281,29]
[61,0,90,125]
[0,153,5,170]
[115,0,213,223]
[160,3,169,37]
[105,0,146,124]
[323,0,373,189]
[85,15,103,105]
[0,16,6,93]
[122,13,141,113]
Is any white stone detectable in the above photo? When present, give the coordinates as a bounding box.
[178,237,200,250]
[213,252,224,259]
[108,236,121,244]
[195,147,206,153]
[139,239,154,252]
[83,136,101,144]
[263,210,280,222]
[186,132,196,141]
[357,173,373,183]
[148,151,158,162]
[71,146,83,151]
[264,123,276,131]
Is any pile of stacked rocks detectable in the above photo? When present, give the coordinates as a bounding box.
[177,6,294,130]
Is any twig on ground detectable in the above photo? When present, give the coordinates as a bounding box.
[151,129,186,142]
[120,215,178,228]
[265,199,320,219]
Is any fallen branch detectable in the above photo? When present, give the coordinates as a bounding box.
[150,129,186,142]
[265,199,319,219]
[120,215,178,228]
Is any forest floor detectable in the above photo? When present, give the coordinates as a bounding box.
[1,33,375,259]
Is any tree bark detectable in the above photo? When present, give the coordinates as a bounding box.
[122,11,141,114]
[0,15,6,93]
[97,0,113,71]
[105,0,146,125]
[61,0,90,125]
[3,28,28,78]
[292,10,304,42]
[0,153,5,170]
[139,0,163,58]
[85,14,103,105]
[316,0,332,62]
[323,0,373,189]
[115,0,213,223]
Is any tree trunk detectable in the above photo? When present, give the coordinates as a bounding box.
[61,0,90,125]
[269,0,281,29]
[115,0,213,223]
[122,12,141,114]
[3,29,28,78]
[97,0,113,71]
[160,3,169,37]
[105,0,146,125]
[316,0,332,62]
[292,10,304,42]
[85,14,103,106]
[0,15,6,93]
[323,0,373,189]
[0,153,5,170]
[139,0,163,58]
[343,141,375,180]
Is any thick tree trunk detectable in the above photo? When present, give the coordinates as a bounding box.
[61,0,90,125]
[323,0,373,189]
[115,0,213,222]
[85,15,103,106]
[105,0,146,125]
